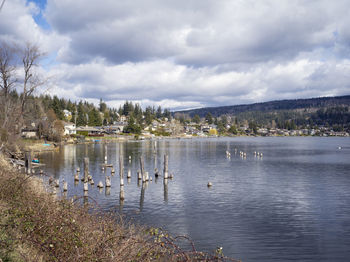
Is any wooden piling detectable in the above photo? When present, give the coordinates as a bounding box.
[120,185,125,200]
[104,144,108,164]
[25,151,33,174]
[105,176,111,187]
[119,154,124,178]
[139,156,145,182]
[140,183,146,211]
[63,181,68,191]
[163,154,168,179]
[137,170,142,180]
[164,178,168,202]
[84,157,89,183]
[153,140,157,153]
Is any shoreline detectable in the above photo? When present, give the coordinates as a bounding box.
[19,134,347,154]
[0,151,237,262]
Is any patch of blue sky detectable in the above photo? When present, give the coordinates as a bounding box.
[27,0,51,30]
[41,51,58,71]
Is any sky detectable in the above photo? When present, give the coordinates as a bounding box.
[0,0,350,110]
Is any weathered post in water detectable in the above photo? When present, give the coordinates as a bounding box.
[104,144,108,164]
[137,170,142,180]
[163,154,169,179]
[63,181,68,191]
[140,183,146,211]
[105,176,111,187]
[25,151,33,174]
[153,140,157,154]
[120,185,125,200]
[139,156,145,183]
[84,157,89,183]
[119,154,124,186]
[164,179,168,202]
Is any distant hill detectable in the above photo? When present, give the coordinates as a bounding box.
[175,95,350,117]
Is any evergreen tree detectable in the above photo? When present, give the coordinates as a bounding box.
[144,106,153,125]
[205,112,213,124]
[76,101,87,126]
[228,125,238,135]
[123,115,141,134]
[217,121,226,133]
[99,98,107,112]
[123,101,134,116]
[192,114,200,124]
[163,109,171,119]
[88,108,102,126]
[156,105,162,119]
[51,96,64,120]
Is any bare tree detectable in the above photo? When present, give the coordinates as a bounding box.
[19,43,45,124]
[0,42,17,129]
[0,0,5,12]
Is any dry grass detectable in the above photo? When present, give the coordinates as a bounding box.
[0,156,238,262]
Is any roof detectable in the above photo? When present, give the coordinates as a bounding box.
[76,126,100,132]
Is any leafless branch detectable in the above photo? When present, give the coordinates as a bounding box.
[0,0,5,12]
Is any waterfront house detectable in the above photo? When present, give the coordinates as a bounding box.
[21,127,38,139]
[63,122,76,135]
[76,126,102,136]
[107,122,127,134]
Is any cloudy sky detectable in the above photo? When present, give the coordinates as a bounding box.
[1,0,350,110]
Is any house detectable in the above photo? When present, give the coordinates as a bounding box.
[63,122,76,135]
[21,127,38,139]
[107,122,127,134]
[200,124,218,135]
[76,126,102,136]
[120,115,128,123]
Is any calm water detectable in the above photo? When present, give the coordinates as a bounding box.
[39,137,350,261]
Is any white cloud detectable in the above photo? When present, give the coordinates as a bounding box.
[44,0,350,66]
[46,58,350,109]
[1,0,350,109]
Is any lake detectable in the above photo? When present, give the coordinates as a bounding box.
[39,137,350,261]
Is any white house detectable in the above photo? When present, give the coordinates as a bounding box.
[21,127,38,138]
[63,122,76,135]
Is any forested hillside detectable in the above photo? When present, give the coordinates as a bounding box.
[175,95,350,131]
[177,96,350,117]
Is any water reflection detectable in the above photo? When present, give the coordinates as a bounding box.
[38,137,350,261]
[163,179,168,203]
[139,182,146,211]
